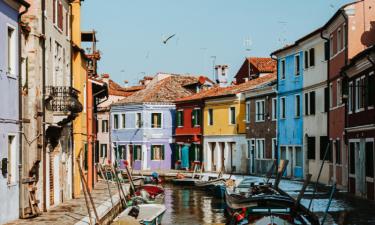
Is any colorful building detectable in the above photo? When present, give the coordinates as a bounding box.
[234,57,276,85]
[111,74,206,170]
[0,0,29,223]
[272,42,304,179]
[321,0,375,190]
[244,76,277,175]
[343,46,375,200]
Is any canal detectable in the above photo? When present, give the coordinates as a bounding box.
[158,177,375,225]
[162,184,226,225]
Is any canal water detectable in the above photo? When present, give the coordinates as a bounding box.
[162,184,226,225]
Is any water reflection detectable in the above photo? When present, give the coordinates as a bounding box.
[162,184,226,225]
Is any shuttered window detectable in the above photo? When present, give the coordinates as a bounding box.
[229,107,236,124]
[177,110,184,127]
[151,145,164,160]
[133,145,142,160]
[304,51,309,69]
[192,109,201,126]
[320,136,330,161]
[310,91,316,115]
[304,93,309,115]
[309,48,315,67]
[307,137,316,160]
[151,113,162,128]
[324,87,329,112]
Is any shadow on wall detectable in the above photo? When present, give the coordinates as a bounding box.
[361,21,375,47]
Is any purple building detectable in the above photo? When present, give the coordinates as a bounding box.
[0,0,29,223]
[110,73,209,170]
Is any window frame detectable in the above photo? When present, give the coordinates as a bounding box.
[337,28,342,52]
[295,94,301,118]
[348,81,353,114]
[329,83,333,109]
[7,25,16,77]
[229,106,236,125]
[133,145,142,161]
[304,50,309,69]
[309,48,315,67]
[255,139,265,159]
[280,97,286,119]
[151,112,162,129]
[272,98,277,121]
[7,134,16,185]
[294,54,300,76]
[121,113,126,129]
[337,79,342,106]
[102,119,109,133]
[113,114,119,130]
[192,108,201,127]
[281,59,286,80]
[100,144,107,158]
[150,145,165,161]
[177,110,184,127]
[135,112,143,128]
[245,101,251,122]
[208,108,214,126]
[255,99,265,122]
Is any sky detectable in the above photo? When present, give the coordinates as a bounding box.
[82,0,353,86]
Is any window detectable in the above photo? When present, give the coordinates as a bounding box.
[100,144,107,158]
[280,97,286,119]
[365,142,374,178]
[329,35,334,57]
[193,144,200,161]
[113,114,119,129]
[348,81,353,113]
[133,145,142,161]
[295,95,301,118]
[309,48,315,67]
[272,138,277,159]
[83,143,88,170]
[295,55,300,76]
[309,91,316,115]
[192,109,201,126]
[281,60,285,79]
[295,147,303,167]
[320,136,330,161]
[368,74,375,107]
[272,98,277,120]
[304,93,309,115]
[349,142,356,174]
[245,102,250,122]
[177,110,184,127]
[53,0,56,24]
[7,135,16,184]
[151,145,164,160]
[229,107,236,124]
[324,87,329,112]
[343,24,347,49]
[337,28,342,51]
[335,140,341,165]
[324,41,330,61]
[329,83,333,108]
[356,77,365,111]
[151,113,162,128]
[7,26,15,75]
[121,114,126,129]
[337,79,342,106]
[304,51,309,69]
[307,136,316,160]
[256,139,265,159]
[57,1,63,30]
[136,113,142,128]
[208,108,213,125]
[255,100,265,122]
[102,120,108,133]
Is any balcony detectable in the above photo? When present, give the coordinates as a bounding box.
[45,86,82,114]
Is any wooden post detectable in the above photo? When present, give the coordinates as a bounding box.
[274,160,289,188]
[296,174,312,204]
[77,159,101,225]
[111,166,127,207]
[80,174,93,225]
[98,164,114,207]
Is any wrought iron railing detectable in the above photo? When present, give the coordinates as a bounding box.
[45,86,82,113]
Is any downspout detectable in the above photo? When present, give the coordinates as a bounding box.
[270,53,279,167]
[18,1,30,219]
[69,2,74,199]
[41,0,47,212]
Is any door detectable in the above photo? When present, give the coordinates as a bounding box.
[349,142,356,194]
[181,145,190,169]
[220,142,225,172]
[365,141,374,200]
[287,146,294,177]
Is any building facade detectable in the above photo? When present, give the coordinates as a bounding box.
[111,74,205,171]
[321,0,375,190]
[0,0,29,223]
[244,78,277,175]
[234,57,276,85]
[273,46,304,179]
[344,46,375,200]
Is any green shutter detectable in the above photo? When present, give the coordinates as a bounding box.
[151,146,154,160]
[133,145,136,160]
[158,113,162,128]
[181,111,184,126]
[177,111,181,126]
[161,145,165,160]
[197,109,201,125]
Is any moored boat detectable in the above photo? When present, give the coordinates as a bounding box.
[114,204,166,225]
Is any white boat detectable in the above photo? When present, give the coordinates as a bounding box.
[114,204,166,225]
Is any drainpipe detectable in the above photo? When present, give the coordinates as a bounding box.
[41,0,47,212]
[270,53,279,167]
[18,0,30,218]
[69,2,74,199]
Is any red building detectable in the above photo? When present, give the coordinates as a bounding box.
[321,0,375,190]
[343,46,375,200]
[233,57,276,85]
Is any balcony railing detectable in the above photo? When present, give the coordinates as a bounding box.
[45,86,82,113]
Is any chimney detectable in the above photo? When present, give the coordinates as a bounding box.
[215,65,229,87]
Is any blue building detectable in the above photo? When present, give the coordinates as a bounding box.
[0,0,29,223]
[272,46,304,179]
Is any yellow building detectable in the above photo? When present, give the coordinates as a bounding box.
[71,0,87,197]
[203,94,248,174]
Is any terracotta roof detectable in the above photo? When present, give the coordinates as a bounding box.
[177,73,276,102]
[116,75,199,104]
[248,57,277,73]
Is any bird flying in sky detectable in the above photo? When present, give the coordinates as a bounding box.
[163,34,176,44]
